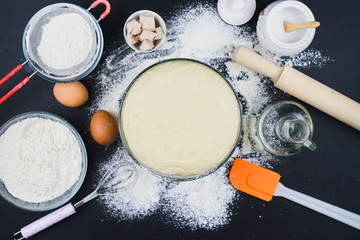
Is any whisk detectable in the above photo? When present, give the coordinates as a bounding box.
[14,163,138,240]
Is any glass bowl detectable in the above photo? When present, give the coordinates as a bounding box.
[118,58,243,181]
[0,111,87,211]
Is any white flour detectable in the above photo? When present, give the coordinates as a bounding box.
[0,117,82,203]
[89,3,330,229]
[37,13,92,70]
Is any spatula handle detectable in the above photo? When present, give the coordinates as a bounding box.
[274,183,360,230]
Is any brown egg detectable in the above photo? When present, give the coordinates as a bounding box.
[90,110,119,145]
[53,81,88,107]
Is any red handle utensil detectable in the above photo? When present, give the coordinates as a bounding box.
[0,61,37,105]
[0,64,23,87]
[87,0,111,22]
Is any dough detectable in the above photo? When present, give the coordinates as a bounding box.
[121,60,241,177]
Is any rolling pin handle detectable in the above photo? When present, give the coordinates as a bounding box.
[232,46,283,81]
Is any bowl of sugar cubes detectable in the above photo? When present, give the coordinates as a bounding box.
[124,10,166,52]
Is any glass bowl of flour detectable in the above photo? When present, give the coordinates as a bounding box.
[0,112,87,211]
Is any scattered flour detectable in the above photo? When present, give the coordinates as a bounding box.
[89,3,330,230]
[100,149,164,220]
[0,117,82,203]
[37,13,92,69]
[161,164,236,229]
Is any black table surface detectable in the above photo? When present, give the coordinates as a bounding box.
[0,0,359,239]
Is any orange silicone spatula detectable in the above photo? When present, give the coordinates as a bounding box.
[230,158,360,230]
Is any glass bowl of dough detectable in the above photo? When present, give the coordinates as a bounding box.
[119,59,243,181]
[0,112,87,211]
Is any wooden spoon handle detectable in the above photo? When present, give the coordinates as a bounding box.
[284,21,320,33]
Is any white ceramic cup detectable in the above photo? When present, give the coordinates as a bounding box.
[123,10,166,52]
[257,0,316,56]
[217,0,256,25]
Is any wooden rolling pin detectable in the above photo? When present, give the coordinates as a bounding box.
[232,46,360,131]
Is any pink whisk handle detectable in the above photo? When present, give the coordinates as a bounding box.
[19,203,76,239]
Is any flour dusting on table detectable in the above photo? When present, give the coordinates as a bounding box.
[88,3,330,230]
